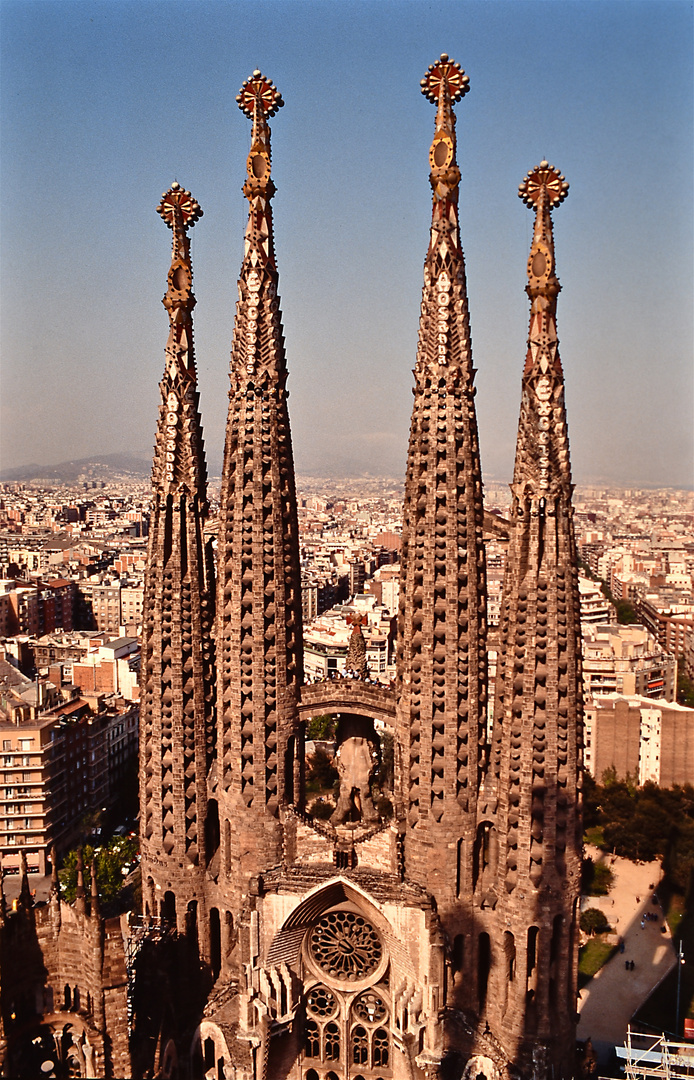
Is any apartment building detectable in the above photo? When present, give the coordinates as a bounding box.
[584,695,694,787]
[582,623,676,702]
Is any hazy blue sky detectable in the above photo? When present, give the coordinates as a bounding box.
[1,0,692,487]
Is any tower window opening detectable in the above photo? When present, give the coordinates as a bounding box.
[478,932,491,1011]
[162,890,176,925]
[205,798,220,863]
[187,900,198,950]
[456,837,464,897]
[527,925,538,980]
[453,934,464,974]
[209,907,221,978]
[526,925,540,1034]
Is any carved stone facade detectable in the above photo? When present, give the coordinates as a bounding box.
[0,853,130,1079]
[0,57,583,1080]
[139,181,216,929]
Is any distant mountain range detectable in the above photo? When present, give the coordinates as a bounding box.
[0,453,154,484]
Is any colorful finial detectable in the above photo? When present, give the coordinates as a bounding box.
[236,70,284,118]
[420,55,469,252]
[519,161,569,380]
[236,71,282,272]
[157,184,203,230]
[518,161,569,209]
[420,53,470,105]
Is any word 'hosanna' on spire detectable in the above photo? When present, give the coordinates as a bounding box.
[0,59,584,1080]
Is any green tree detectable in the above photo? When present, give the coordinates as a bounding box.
[677,664,694,708]
[307,714,336,741]
[306,747,338,794]
[582,858,614,896]
[580,908,610,936]
[59,836,139,905]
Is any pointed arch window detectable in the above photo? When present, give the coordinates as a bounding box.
[325,1021,340,1061]
[305,1019,320,1058]
[373,1027,390,1067]
[352,1025,368,1065]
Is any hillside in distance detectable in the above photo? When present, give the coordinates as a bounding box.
[0,453,153,485]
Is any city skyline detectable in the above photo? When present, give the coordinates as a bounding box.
[1,0,692,488]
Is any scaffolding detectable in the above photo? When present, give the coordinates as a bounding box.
[616,1027,694,1080]
[124,914,174,1033]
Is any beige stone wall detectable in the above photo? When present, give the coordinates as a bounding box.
[592,700,641,782]
[659,706,694,787]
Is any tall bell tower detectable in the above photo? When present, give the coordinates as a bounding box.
[395,54,487,975]
[487,162,583,1078]
[139,183,216,930]
[215,71,304,908]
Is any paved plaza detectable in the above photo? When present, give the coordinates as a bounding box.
[577,846,677,1065]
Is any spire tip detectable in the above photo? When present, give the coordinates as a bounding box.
[157,184,203,229]
[421,54,470,105]
[238,70,283,119]
[519,161,569,209]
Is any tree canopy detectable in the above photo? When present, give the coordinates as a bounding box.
[584,774,694,892]
[59,835,139,905]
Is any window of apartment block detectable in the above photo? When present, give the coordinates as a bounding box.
[19,739,32,751]
[2,740,11,751]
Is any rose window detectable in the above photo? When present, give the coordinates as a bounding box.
[310,911,383,981]
[306,985,338,1018]
[353,990,387,1024]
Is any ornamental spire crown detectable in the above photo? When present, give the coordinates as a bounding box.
[513,162,572,500]
[421,54,469,250]
[236,70,283,270]
[152,182,207,497]
[157,182,202,346]
[518,161,569,376]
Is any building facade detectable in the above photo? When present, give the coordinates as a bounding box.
[1,58,584,1080]
[137,61,583,1080]
[581,623,676,702]
[584,695,694,787]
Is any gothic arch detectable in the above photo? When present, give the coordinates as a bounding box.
[190,1021,232,1080]
[265,877,414,980]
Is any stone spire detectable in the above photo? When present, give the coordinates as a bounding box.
[49,846,61,930]
[74,848,86,915]
[90,858,100,920]
[216,71,303,898]
[395,55,487,934]
[487,162,582,1074]
[139,182,215,930]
